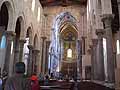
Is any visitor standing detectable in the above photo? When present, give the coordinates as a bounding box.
[4,62,31,90]
[30,74,40,90]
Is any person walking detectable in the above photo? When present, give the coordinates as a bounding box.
[30,74,40,90]
[4,62,31,90]
[44,75,49,85]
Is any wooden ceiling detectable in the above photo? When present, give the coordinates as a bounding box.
[39,0,87,7]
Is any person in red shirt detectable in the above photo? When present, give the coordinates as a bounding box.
[30,74,40,90]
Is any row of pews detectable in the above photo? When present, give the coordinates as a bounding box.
[40,80,115,90]
[40,80,74,90]
[78,81,115,90]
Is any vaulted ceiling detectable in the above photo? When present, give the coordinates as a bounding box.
[39,0,87,7]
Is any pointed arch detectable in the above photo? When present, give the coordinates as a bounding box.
[49,12,79,75]
[0,0,15,31]
[52,12,78,32]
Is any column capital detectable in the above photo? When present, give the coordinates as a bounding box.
[81,36,87,39]
[46,40,51,43]
[89,45,93,49]
[32,49,40,54]
[89,45,93,53]
[96,29,105,36]
[5,31,16,36]
[27,45,33,50]
[0,26,5,33]
[0,27,5,38]
[87,48,92,54]
[101,14,114,21]
[19,39,26,44]
[92,39,98,46]
[41,36,47,40]
[77,39,82,43]
[101,14,114,28]
[5,31,16,41]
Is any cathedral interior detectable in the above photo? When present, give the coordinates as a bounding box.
[0,0,120,89]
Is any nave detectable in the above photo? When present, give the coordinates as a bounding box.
[0,0,120,90]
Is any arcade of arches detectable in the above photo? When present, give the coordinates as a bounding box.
[0,0,120,89]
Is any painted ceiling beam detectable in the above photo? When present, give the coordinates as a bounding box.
[39,0,87,7]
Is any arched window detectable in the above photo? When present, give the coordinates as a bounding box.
[67,48,72,58]
[0,35,6,48]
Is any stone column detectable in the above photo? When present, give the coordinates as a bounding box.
[32,49,40,74]
[27,45,33,76]
[35,50,40,74]
[92,39,98,80]
[81,36,86,55]
[4,31,15,76]
[19,39,26,62]
[77,40,82,80]
[96,29,105,81]
[102,14,115,82]
[89,45,94,80]
[14,41,20,64]
[45,41,50,74]
[41,36,46,74]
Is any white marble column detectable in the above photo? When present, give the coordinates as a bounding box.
[96,29,105,81]
[102,14,115,83]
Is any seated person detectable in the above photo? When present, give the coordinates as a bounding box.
[44,75,49,85]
